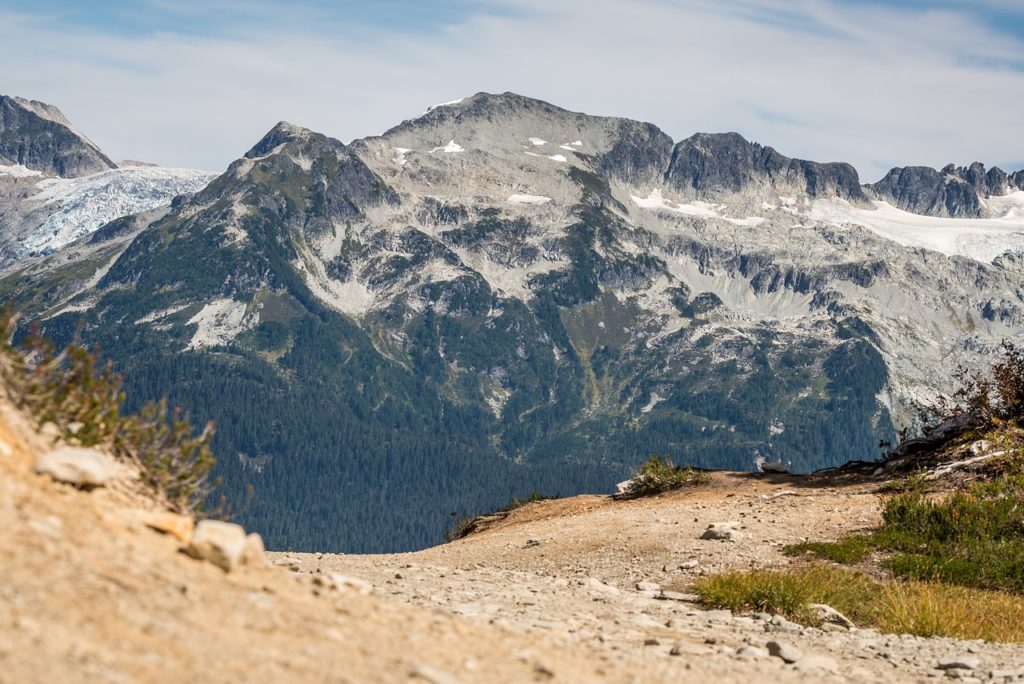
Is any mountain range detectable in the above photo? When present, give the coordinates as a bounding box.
[2,92,1023,551]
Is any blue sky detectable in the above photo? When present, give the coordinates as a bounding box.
[2,0,1023,181]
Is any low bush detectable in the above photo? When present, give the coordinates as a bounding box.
[619,455,710,498]
[0,306,215,512]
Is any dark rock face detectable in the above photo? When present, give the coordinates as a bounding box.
[869,162,1014,218]
[664,132,869,204]
[0,95,116,177]
[1011,170,1024,191]
[599,120,674,185]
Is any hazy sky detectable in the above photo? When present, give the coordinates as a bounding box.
[3,0,1023,182]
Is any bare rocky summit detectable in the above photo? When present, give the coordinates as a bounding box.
[0,95,116,178]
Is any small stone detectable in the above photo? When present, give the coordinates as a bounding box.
[809,603,855,629]
[184,520,248,572]
[752,612,772,621]
[586,577,619,594]
[700,522,745,541]
[680,560,699,569]
[660,591,699,602]
[669,641,684,656]
[144,511,195,543]
[735,645,769,659]
[328,573,372,594]
[636,581,661,592]
[937,656,981,671]
[523,539,541,549]
[766,641,803,664]
[34,447,119,487]
[644,638,660,646]
[241,533,267,566]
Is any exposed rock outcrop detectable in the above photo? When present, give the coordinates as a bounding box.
[0,95,116,178]
[868,162,1016,218]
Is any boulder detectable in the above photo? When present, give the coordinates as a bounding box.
[185,520,248,572]
[241,533,268,567]
[760,461,789,474]
[700,522,744,541]
[34,447,118,487]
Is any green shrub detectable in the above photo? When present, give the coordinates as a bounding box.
[619,455,710,498]
[0,306,215,513]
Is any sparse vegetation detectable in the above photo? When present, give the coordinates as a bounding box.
[445,491,557,542]
[618,455,710,498]
[695,565,1024,642]
[0,306,215,512]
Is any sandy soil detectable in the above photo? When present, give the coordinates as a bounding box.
[2,392,1023,683]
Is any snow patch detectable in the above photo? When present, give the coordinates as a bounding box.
[185,299,257,350]
[392,148,413,166]
[508,194,552,205]
[631,189,764,226]
[0,164,43,178]
[809,197,1024,263]
[420,98,466,117]
[547,154,568,163]
[429,140,464,154]
[528,137,547,146]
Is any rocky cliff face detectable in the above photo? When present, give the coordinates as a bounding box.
[3,92,1023,552]
[869,162,1022,218]
[0,95,116,178]
[665,132,869,204]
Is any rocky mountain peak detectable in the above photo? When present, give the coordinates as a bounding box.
[665,132,869,205]
[244,121,318,159]
[869,161,1020,218]
[0,95,116,178]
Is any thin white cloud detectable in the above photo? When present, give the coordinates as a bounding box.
[1,0,1022,182]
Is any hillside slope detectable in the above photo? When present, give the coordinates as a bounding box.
[3,92,1024,552]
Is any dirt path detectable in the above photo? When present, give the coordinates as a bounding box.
[283,474,1024,683]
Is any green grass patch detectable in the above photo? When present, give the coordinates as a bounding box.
[783,474,1024,593]
[694,564,1024,642]
[785,535,874,564]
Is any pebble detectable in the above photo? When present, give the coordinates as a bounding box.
[937,656,981,671]
[735,645,769,659]
[766,640,803,664]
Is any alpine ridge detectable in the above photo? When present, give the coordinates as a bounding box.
[2,92,1023,552]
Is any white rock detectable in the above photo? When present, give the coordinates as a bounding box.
[185,520,248,572]
[33,447,118,487]
[241,532,267,566]
[700,522,745,541]
[635,581,661,592]
[809,603,855,628]
[735,645,769,659]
